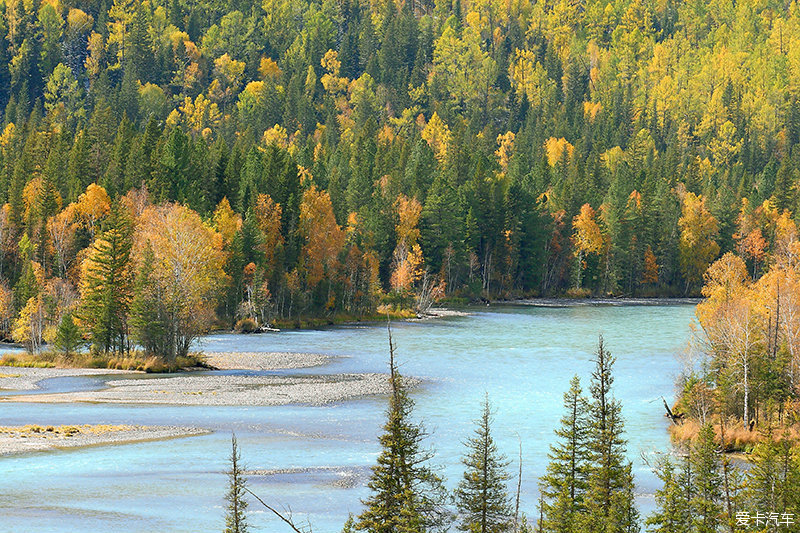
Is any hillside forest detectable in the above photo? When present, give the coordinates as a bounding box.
[1,0,800,359]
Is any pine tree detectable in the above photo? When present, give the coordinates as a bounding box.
[79,202,133,355]
[54,311,83,358]
[581,336,639,533]
[455,394,513,533]
[539,375,591,533]
[747,428,800,523]
[129,244,166,357]
[689,424,722,533]
[645,455,690,533]
[356,323,449,533]
[224,433,249,533]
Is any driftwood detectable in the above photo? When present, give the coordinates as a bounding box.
[662,397,685,425]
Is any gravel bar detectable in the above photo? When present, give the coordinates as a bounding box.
[0,424,208,456]
[0,366,137,392]
[202,351,330,370]
[4,373,393,406]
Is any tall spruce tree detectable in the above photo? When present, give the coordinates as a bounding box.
[79,202,133,354]
[581,336,639,533]
[539,375,591,533]
[455,394,513,533]
[746,428,800,524]
[356,323,449,533]
[224,433,249,533]
[129,243,166,357]
[645,456,690,533]
[689,424,722,533]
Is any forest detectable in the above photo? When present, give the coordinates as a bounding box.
[1,0,799,359]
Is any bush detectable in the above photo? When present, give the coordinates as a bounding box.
[235,318,259,333]
[566,287,591,298]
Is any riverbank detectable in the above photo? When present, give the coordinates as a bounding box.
[202,351,330,370]
[0,424,208,456]
[0,366,138,391]
[509,297,701,307]
[4,372,396,406]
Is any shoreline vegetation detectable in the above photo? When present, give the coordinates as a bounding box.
[0,297,694,372]
[663,220,800,459]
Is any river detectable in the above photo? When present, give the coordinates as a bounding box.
[0,303,696,532]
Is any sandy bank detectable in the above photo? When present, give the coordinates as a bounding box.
[0,366,137,392]
[0,424,207,456]
[202,351,330,370]
[4,372,393,406]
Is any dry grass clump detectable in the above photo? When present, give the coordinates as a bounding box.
[0,353,56,368]
[0,424,134,438]
[0,351,206,373]
[669,417,800,452]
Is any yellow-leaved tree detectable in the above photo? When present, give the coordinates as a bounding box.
[130,203,227,364]
[298,186,345,310]
[678,192,720,293]
[572,203,604,290]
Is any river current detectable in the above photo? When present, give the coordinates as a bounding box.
[0,303,696,532]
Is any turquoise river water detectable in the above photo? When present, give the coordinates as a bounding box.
[0,303,696,532]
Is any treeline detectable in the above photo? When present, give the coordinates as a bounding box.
[2,0,800,348]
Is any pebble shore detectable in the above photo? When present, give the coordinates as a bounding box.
[0,367,136,391]
[0,351,397,455]
[7,372,391,406]
[0,424,208,456]
[202,351,330,370]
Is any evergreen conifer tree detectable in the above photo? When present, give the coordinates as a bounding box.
[54,311,83,358]
[79,202,133,354]
[747,428,800,523]
[539,375,591,533]
[645,456,690,533]
[455,394,513,533]
[581,336,639,533]
[224,433,249,533]
[688,424,722,533]
[356,323,449,533]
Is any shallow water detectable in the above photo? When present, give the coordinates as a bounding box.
[0,303,696,532]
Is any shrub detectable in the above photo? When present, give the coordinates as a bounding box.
[235,318,258,333]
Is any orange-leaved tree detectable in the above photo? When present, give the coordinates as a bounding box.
[297,186,345,310]
[390,194,425,293]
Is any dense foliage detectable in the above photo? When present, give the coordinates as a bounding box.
[677,212,800,434]
[2,0,800,353]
